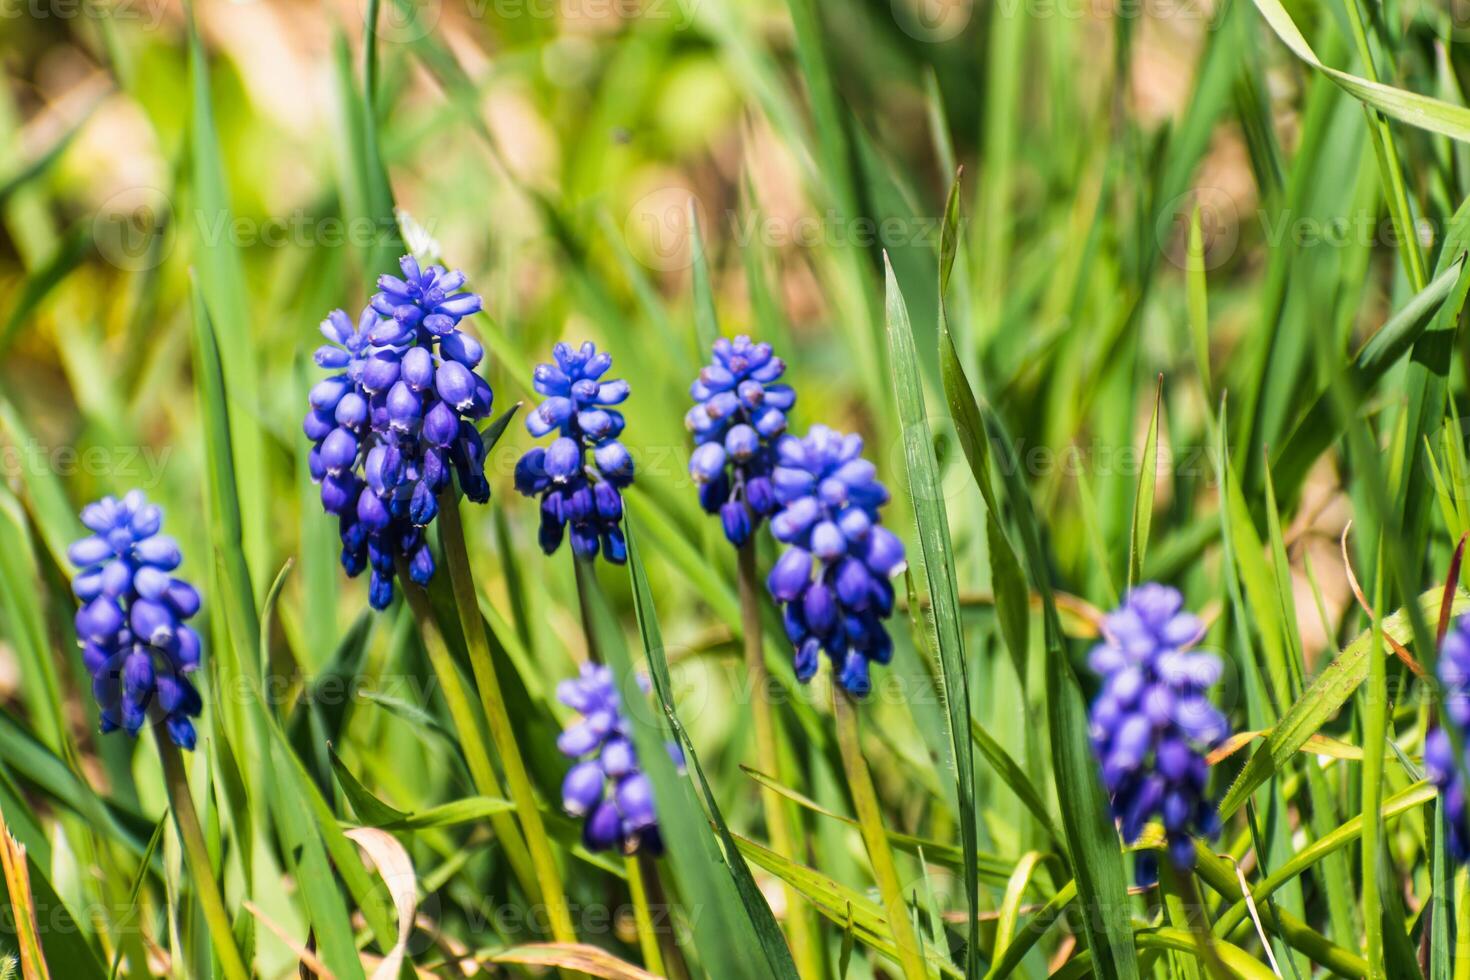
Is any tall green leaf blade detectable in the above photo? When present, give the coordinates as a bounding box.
[186,7,266,603]
[882,259,979,977]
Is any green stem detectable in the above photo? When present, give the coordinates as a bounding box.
[1363,550,1388,980]
[435,488,578,946]
[1337,0,1427,292]
[397,568,541,907]
[832,685,927,980]
[625,854,664,977]
[737,542,817,977]
[1162,863,1230,980]
[156,737,249,980]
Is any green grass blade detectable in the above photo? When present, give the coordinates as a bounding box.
[1126,375,1162,591]
[1220,588,1462,815]
[1272,258,1467,499]
[622,522,800,978]
[883,258,979,977]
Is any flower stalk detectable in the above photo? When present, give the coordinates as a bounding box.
[832,685,926,980]
[737,541,817,976]
[435,485,577,946]
[396,562,541,907]
[156,735,249,980]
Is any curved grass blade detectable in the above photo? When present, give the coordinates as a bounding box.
[1250,0,1470,143]
[732,833,964,978]
[1220,589,1464,816]
[1214,781,1436,937]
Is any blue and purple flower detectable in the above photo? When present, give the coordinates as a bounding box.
[765,424,906,697]
[515,342,632,564]
[1426,615,1470,862]
[1087,584,1228,879]
[686,336,794,546]
[69,491,204,749]
[305,255,493,609]
[557,664,673,855]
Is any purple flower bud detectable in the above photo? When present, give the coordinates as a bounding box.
[361,354,400,392]
[423,400,459,447]
[811,521,846,562]
[617,772,656,830]
[435,360,477,411]
[386,382,421,431]
[767,548,812,602]
[724,424,759,461]
[720,501,751,546]
[690,443,727,482]
[130,598,176,646]
[321,427,359,471]
[562,761,605,816]
[594,482,623,521]
[802,582,838,636]
[357,488,390,529]
[601,738,636,778]
[583,799,623,852]
[401,346,435,390]
[545,437,582,482]
[594,441,633,484]
[123,650,154,699]
[335,392,368,427]
[864,526,906,577]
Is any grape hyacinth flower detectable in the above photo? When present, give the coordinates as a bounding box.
[686,335,795,546]
[68,491,204,750]
[1087,584,1229,882]
[557,664,675,855]
[514,342,633,564]
[1426,615,1470,861]
[765,424,907,697]
[305,256,494,610]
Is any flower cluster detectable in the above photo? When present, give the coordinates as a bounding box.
[305,256,493,609]
[1426,615,1470,862]
[557,664,671,855]
[514,342,633,564]
[765,425,906,697]
[69,492,204,749]
[686,336,795,546]
[1087,584,1227,880]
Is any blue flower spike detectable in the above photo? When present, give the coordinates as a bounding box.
[515,342,633,564]
[1087,583,1229,883]
[1426,616,1470,861]
[69,491,204,750]
[557,664,677,855]
[764,424,906,697]
[305,255,493,610]
[687,335,794,546]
